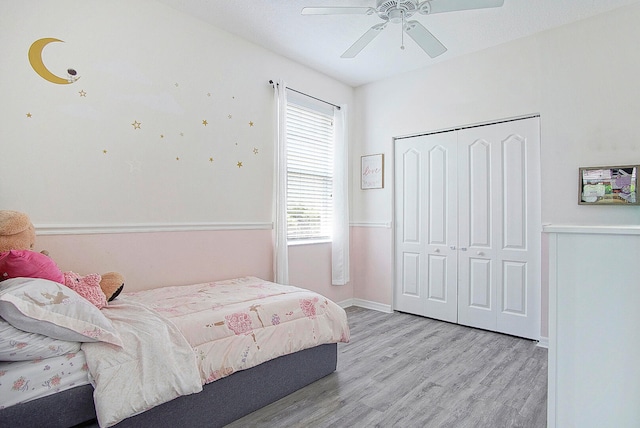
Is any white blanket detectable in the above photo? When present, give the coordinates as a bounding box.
[81,299,202,427]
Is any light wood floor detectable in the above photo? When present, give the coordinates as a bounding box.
[226,306,548,428]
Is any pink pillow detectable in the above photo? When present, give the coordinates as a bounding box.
[0,250,65,284]
[63,271,106,309]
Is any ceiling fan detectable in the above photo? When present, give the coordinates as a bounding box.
[302,0,504,58]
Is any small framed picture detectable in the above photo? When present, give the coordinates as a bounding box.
[361,154,384,190]
[579,165,639,205]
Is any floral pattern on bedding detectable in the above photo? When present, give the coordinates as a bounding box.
[125,276,350,385]
[0,317,82,361]
[0,350,90,409]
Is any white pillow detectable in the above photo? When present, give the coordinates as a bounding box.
[0,317,81,361]
[0,277,122,347]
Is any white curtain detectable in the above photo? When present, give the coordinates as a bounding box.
[272,80,289,284]
[332,104,350,285]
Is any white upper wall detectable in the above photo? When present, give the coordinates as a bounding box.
[352,2,640,226]
[0,0,354,226]
[6,1,637,229]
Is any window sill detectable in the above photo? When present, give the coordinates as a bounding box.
[288,239,331,246]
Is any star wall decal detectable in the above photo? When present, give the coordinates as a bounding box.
[249,121,254,127]
[253,148,259,155]
[207,92,211,97]
[79,90,86,97]
[131,120,141,129]
[160,134,164,139]
[228,114,232,119]
[176,157,180,161]
[209,157,214,162]
[26,113,32,118]
[202,120,208,126]
[237,161,243,168]
[103,149,107,154]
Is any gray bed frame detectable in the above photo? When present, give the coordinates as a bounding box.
[0,343,337,428]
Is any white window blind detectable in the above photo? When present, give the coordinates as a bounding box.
[286,102,334,241]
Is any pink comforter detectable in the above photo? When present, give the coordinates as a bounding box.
[124,277,350,384]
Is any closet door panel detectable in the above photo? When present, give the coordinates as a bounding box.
[394,133,458,323]
[458,137,497,330]
[427,254,447,301]
[395,145,426,315]
[495,119,540,339]
[423,139,458,322]
[467,140,491,248]
[459,118,541,339]
[469,258,492,311]
[503,135,527,249]
[401,252,420,296]
[428,146,448,246]
[502,260,527,315]
[402,149,421,244]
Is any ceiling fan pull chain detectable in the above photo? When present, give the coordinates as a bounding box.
[401,10,405,50]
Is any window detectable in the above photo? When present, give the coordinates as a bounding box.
[286,100,334,242]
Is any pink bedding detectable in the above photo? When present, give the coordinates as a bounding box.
[124,277,350,384]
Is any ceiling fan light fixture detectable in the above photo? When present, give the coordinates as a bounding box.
[387,9,404,23]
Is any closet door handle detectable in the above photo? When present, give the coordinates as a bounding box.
[477,251,484,256]
[460,247,467,251]
[434,248,440,253]
[449,246,456,250]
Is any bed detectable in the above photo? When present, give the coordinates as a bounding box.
[0,276,350,427]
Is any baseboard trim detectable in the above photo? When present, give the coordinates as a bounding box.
[337,299,354,309]
[537,336,549,348]
[35,222,273,235]
[348,298,393,313]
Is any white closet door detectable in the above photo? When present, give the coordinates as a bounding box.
[456,128,497,331]
[457,118,541,339]
[394,132,458,323]
[394,117,541,340]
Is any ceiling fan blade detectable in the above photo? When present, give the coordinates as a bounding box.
[403,20,447,58]
[420,0,504,14]
[341,23,387,58]
[302,7,375,15]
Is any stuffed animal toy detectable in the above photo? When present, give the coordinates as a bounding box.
[0,210,38,252]
[63,271,107,309]
[0,210,124,304]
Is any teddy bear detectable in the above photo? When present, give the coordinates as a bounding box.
[0,210,124,306]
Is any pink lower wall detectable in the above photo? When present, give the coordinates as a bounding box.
[34,228,355,305]
[35,229,273,292]
[350,226,393,305]
[288,242,353,305]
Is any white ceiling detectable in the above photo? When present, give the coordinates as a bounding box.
[155,0,639,87]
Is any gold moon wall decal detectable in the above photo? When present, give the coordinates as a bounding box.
[28,38,76,85]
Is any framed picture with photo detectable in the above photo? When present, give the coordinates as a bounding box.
[579,165,639,205]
